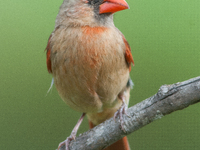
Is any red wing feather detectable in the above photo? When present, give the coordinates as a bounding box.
[122,36,134,72]
[45,34,52,73]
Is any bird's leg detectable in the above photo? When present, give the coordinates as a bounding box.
[114,93,130,132]
[57,113,86,150]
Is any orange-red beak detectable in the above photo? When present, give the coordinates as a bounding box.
[99,0,129,14]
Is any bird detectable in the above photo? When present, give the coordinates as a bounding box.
[45,0,134,149]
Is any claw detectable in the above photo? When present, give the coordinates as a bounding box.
[114,95,129,132]
[123,105,131,118]
[57,113,86,150]
[57,137,72,150]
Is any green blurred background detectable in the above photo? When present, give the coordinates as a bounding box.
[1,0,200,149]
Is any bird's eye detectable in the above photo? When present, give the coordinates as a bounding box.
[88,0,99,5]
[93,0,99,4]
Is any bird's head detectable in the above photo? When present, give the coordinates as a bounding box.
[55,0,129,27]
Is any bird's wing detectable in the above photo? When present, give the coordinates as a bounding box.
[122,35,134,71]
[45,34,52,73]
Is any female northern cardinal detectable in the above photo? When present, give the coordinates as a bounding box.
[46,0,134,149]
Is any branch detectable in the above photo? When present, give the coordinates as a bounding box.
[59,76,200,150]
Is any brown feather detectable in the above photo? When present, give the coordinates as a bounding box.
[50,26,129,113]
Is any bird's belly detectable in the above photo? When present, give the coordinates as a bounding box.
[51,27,129,113]
[52,51,129,113]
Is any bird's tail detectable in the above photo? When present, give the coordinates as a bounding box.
[89,121,130,150]
[88,78,133,150]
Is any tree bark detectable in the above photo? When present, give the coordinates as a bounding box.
[59,76,200,150]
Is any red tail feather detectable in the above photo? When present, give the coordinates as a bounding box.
[89,121,130,150]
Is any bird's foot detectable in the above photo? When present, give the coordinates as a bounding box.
[57,135,75,150]
[114,95,130,132]
[57,113,86,150]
